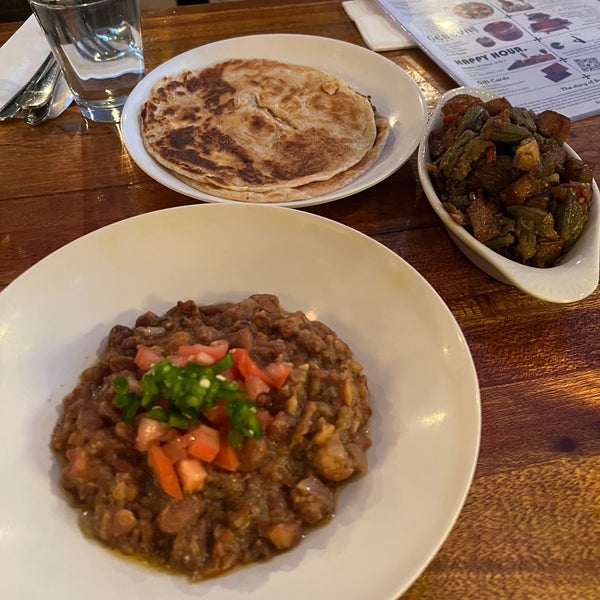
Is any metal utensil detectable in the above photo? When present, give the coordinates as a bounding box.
[23,101,54,126]
[0,99,24,121]
[75,32,125,62]
[23,64,63,127]
[16,60,62,110]
[0,52,55,121]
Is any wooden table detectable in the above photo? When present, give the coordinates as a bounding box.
[1,1,599,598]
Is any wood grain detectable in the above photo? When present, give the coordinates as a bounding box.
[1,2,599,598]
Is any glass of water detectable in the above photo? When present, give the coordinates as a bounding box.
[28,0,145,123]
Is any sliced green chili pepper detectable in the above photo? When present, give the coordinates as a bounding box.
[225,399,264,448]
[112,352,262,444]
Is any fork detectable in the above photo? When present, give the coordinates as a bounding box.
[74,30,125,62]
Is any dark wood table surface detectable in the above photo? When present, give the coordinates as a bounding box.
[1,1,599,598]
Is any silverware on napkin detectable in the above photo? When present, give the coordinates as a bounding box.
[0,15,73,125]
[0,53,62,125]
[17,57,62,110]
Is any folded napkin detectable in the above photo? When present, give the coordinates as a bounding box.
[0,14,73,119]
[343,0,416,51]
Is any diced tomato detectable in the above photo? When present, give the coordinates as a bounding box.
[231,349,291,391]
[165,354,188,368]
[263,362,292,389]
[175,458,207,493]
[243,373,270,401]
[213,438,240,471]
[187,424,221,462]
[134,345,163,370]
[177,340,229,365]
[231,348,270,383]
[203,401,230,429]
[135,417,171,452]
[148,445,183,500]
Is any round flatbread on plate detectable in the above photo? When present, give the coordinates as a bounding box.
[121,34,428,207]
[141,58,382,201]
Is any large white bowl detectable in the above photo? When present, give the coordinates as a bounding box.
[0,205,480,600]
[418,87,600,303]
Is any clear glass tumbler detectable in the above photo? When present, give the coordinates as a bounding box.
[28,0,145,123]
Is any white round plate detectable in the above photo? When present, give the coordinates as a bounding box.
[418,86,600,303]
[121,34,427,207]
[0,205,480,600]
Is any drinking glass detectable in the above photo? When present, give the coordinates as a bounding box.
[28,0,145,123]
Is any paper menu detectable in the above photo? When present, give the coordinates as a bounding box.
[375,0,600,120]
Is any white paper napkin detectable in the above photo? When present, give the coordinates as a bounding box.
[343,0,416,51]
[0,14,73,119]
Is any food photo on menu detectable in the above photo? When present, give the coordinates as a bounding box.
[494,0,534,12]
[375,0,600,119]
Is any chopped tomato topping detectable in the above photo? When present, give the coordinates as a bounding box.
[176,340,229,365]
[231,348,292,389]
[213,438,240,472]
[165,354,188,368]
[186,424,221,462]
[135,406,247,497]
[148,445,183,500]
[203,401,230,429]
[134,346,163,371]
[263,362,292,389]
[124,345,295,497]
[243,373,270,401]
[231,348,269,382]
[231,348,292,391]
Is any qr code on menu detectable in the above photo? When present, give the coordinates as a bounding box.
[573,57,600,73]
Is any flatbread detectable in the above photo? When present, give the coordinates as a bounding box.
[141,58,379,194]
[175,116,389,203]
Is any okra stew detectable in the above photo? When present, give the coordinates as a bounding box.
[427,93,595,267]
[51,294,372,580]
